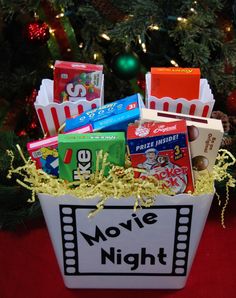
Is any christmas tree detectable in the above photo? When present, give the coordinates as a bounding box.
[0,0,236,229]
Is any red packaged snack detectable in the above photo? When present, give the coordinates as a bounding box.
[127,120,194,194]
[54,60,103,103]
[151,67,200,100]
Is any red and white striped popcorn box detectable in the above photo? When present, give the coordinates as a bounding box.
[145,72,215,118]
[34,78,104,136]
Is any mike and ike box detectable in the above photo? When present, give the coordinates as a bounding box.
[127,120,194,194]
[58,132,125,182]
[151,67,200,100]
[140,108,224,179]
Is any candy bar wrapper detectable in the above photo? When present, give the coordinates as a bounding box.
[54,60,103,103]
[64,93,144,133]
[127,120,194,194]
[27,125,93,176]
[140,108,224,180]
[58,132,126,182]
[151,67,200,100]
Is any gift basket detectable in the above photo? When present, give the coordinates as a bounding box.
[7,62,235,289]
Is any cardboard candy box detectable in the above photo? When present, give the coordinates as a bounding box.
[27,125,93,176]
[58,132,126,181]
[64,93,145,133]
[140,109,224,180]
[53,60,103,103]
[151,67,201,100]
[127,120,194,194]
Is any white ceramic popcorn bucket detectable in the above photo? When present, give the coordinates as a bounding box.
[34,77,104,136]
[145,72,215,118]
[38,192,214,289]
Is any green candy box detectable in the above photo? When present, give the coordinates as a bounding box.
[58,132,126,181]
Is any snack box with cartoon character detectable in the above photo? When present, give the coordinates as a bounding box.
[127,120,194,194]
[64,93,145,133]
[27,125,93,176]
[54,60,103,103]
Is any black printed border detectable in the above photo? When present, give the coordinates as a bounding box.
[59,205,193,276]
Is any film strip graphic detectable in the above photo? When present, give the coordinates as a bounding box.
[59,205,193,276]
[172,206,193,275]
[59,206,79,275]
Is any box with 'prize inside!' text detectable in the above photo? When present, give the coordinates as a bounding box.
[127,120,194,194]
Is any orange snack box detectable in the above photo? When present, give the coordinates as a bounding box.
[151,67,200,100]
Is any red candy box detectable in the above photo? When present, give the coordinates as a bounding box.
[53,60,103,103]
[127,120,194,194]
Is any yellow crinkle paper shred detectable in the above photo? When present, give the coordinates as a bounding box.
[7,147,235,224]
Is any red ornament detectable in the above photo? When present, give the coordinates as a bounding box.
[137,73,146,91]
[28,120,38,130]
[26,89,38,106]
[25,20,50,45]
[227,89,236,115]
[16,129,27,137]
